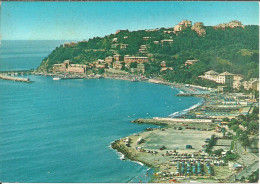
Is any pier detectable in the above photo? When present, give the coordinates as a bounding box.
[0,74,31,83]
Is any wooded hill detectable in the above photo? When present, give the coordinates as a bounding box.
[37,22,259,85]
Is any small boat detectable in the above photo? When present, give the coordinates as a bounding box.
[53,77,61,80]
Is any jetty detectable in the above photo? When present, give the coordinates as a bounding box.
[0,74,31,83]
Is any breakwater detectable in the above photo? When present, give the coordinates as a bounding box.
[0,74,31,83]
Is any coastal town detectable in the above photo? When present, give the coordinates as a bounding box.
[0,19,259,183]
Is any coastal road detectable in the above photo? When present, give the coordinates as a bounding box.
[228,141,259,182]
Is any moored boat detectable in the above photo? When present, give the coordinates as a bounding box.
[53,77,61,80]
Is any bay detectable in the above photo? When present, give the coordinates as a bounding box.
[0,41,202,182]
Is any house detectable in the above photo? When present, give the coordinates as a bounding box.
[113,61,123,70]
[124,55,149,63]
[185,60,198,66]
[153,41,159,44]
[160,61,166,67]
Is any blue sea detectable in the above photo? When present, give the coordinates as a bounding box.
[0,40,202,182]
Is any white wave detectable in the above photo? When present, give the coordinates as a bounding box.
[169,100,204,118]
[133,160,144,166]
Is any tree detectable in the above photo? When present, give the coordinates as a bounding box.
[239,133,250,151]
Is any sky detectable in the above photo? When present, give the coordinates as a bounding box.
[0,1,259,40]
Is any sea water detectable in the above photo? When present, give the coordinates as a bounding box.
[0,41,202,182]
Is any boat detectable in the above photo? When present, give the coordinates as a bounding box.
[53,77,61,80]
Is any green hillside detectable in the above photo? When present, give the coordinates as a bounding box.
[37,23,259,84]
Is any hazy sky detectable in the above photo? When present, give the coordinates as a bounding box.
[1,1,259,40]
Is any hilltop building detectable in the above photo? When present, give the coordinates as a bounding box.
[191,22,206,36]
[215,20,244,29]
[174,20,192,33]
[63,42,77,48]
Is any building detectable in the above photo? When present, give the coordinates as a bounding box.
[215,20,244,29]
[243,78,259,91]
[53,60,86,74]
[137,63,145,73]
[113,61,123,70]
[153,41,159,44]
[160,67,173,72]
[199,70,219,81]
[185,60,198,66]
[112,38,118,42]
[139,45,148,54]
[124,55,149,63]
[217,72,234,87]
[105,56,114,63]
[161,39,174,44]
[191,22,206,36]
[114,55,121,61]
[115,30,128,34]
[252,80,259,91]
[120,44,128,49]
[143,37,152,40]
[233,75,244,89]
[160,61,166,67]
[174,20,192,33]
[63,42,77,48]
[67,64,87,73]
[95,64,106,69]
